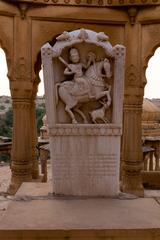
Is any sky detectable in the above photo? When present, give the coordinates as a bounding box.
[0,47,160,98]
[145,47,160,99]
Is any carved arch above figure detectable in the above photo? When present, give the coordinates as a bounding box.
[44,29,114,58]
[33,29,113,84]
[33,29,112,78]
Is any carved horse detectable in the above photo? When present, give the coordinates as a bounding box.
[55,58,112,123]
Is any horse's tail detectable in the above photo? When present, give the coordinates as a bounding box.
[55,83,61,106]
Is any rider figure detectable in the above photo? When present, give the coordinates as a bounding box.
[58,48,94,98]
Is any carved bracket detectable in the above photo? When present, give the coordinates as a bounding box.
[19,2,29,19]
[127,7,138,25]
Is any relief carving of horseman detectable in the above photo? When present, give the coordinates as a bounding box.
[56,47,112,124]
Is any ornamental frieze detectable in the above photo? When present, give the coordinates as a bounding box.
[3,0,160,7]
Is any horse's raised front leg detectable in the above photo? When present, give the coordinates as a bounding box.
[96,90,111,106]
[74,107,88,124]
[65,106,78,124]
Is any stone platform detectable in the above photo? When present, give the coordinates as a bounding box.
[0,182,160,240]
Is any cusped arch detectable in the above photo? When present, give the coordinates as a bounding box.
[34,29,113,78]
[144,45,160,99]
[144,44,160,69]
[142,43,160,87]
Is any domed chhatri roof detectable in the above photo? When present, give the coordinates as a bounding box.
[143,98,160,112]
[142,98,160,122]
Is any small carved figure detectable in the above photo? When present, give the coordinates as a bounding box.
[58,48,94,98]
[97,32,109,42]
[89,91,111,124]
[56,31,71,41]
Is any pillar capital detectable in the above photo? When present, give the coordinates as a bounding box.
[10,80,34,99]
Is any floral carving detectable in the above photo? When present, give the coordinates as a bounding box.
[125,64,139,87]
[14,57,31,81]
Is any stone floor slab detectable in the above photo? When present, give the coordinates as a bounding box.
[0,182,160,231]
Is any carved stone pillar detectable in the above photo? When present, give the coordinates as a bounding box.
[122,104,144,196]
[8,99,32,194]
[121,22,144,196]
[7,14,39,192]
[8,83,39,193]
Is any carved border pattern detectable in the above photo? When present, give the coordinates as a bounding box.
[124,104,142,113]
[123,161,143,176]
[12,101,31,109]
[41,47,53,57]
[14,0,160,6]
[50,124,122,136]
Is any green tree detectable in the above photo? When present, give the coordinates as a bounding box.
[5,108,13,128]
[0,104,46,137]
[0,108,13,138]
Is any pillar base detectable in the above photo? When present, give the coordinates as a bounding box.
[7,174,32,195]
[122,186,144,197]
[122,176,144,197]
[7,182,22,195]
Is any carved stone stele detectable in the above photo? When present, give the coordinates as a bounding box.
[41,29,125,197]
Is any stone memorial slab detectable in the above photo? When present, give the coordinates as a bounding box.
[41,29,125,196]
